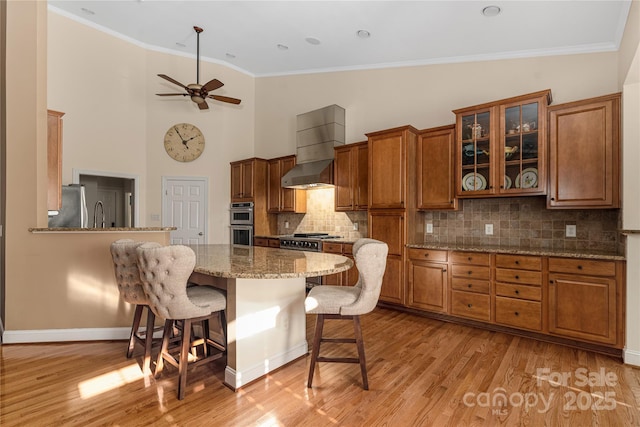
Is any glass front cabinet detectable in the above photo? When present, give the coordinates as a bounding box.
[454,90,552,197]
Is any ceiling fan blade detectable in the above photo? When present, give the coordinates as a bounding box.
[156,93,188,96]
[202,78,224,92]
[209,95,242,105]
[197,101,209,110]
[158,74,188,90]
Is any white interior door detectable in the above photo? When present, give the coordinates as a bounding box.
[162,177,207,244]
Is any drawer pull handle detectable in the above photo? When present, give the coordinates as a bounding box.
[515,260,520,265]
[424,253,429,257]
[468,284,472,288]
[515,290,520,295]
[549,280,554,284]
[467,271,473,275]
[442,269,447,272]
[467,304,473,308]
[577,265,583,270]
[515,275,520,279]
[514,311,520,316]
[467,257,472,261]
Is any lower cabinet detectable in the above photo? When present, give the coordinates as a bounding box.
[449,251,491,321]
[369,210,405,304]
[254,237,280,248]
[398,249,625,351]
[548,257,620,345]
[407,249,448,313]
[322,242,358,286]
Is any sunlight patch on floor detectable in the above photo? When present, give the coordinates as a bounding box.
[78,363,144,399]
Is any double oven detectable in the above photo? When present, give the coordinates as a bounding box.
[230,202,253,245]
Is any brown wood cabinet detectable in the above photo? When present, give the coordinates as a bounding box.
[367,126,418,209]
[407,249,448,313]
[268,155,306,213]
[453,90,551,198]
[417,125,458,210]
[334,141,368,211]
[494,254,543,332]
[322,242,358,286]
[450,251,491,321]
[369,210,405,304]
[47,110,64,211]
[547,93,621,209]
[254,237,281,248]
[548,257,622,345]
[231,158,266,202]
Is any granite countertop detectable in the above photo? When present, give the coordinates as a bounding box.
[407,243,625,261]
[190,244,353,279]
[29,227,176,233]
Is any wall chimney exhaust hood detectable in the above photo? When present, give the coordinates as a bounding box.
[282,104,345,189]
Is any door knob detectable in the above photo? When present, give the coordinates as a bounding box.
[198,232,204,236]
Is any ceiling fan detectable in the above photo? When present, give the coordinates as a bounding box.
[156,26,241,110]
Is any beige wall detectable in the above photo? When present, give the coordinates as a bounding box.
[254,53,619,159]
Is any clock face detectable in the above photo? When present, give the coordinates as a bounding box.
[164,123,205,162]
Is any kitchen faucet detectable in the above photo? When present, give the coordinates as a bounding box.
[93,200,105,228]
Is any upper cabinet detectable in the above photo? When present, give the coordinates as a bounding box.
[267,155,306,213]
[334,141,368,211]
[547,93,621,209]
[230,158,267,202]
[453,90,551,198]
[417,125,458,210]
[367,126,419,209]
[47,110,64,211]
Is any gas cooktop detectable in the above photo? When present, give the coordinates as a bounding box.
[292,233,341,239]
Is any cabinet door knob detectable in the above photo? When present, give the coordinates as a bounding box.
[515,260,520,265]
[515,275,520,279]
[424,253,429,257]
[549,280,554,284]
[467,271,473,275]
[467,304,473,308]
[551,197,555,201]
[514,311,520,316]
[515,290,520,294]
[442,269,447,272]
[577,265,583,270]
[468,284,472,288]
[467,257,472,261]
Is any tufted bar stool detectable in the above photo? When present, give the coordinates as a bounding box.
[305,238,388,390]
[110,239,162,374]
[136,243,227,400]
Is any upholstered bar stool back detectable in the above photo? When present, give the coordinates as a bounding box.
[305,238,388,389]
[136,243,227,400]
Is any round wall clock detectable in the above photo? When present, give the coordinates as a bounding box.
[164,123,205,162]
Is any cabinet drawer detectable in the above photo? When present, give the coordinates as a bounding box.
[451,290,490,321]
[268,238,281,248]
[323,242,344,254]
[495,268,542,286]
[495,254,542,271]
[450,251,490,266]
[548,258,616,277]
[451,264,490,280]
[254,237,269,247]
[343,243,353,255]
[407,248,448,262]
[495,296,542,331]
[495,283,541,301]
[451,277,490,294]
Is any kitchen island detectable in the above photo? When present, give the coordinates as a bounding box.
[188,244,353,390]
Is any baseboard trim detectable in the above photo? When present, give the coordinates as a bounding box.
[623,348,640,367]
[2,327,133,344]
[224,341,308,390]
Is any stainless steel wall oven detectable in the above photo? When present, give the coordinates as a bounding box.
[230,202,254,245]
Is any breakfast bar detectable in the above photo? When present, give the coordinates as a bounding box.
[187,244,353,390]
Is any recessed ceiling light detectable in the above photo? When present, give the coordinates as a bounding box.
[305,37,321,45]
[226,53,236,59]
[356,30,371,39]
[277,44,289,51]
[80,7,95,15]
[175,42,186,48]
[482,5,501,17]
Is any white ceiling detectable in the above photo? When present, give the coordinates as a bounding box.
[48,1,632,77]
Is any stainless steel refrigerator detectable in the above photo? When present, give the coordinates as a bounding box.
[47,184,89,228]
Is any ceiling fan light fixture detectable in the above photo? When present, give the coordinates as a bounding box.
[482,5,501,17]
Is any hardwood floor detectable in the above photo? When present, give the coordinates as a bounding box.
[2,308,639,426]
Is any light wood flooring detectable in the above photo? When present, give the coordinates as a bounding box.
[2,308,640,426]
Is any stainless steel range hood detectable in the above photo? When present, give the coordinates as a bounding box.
[282,104,345,189]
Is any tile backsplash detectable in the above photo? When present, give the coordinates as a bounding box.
[277,187,367,239]
[276,189,621,254]
[422,196,622,253]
